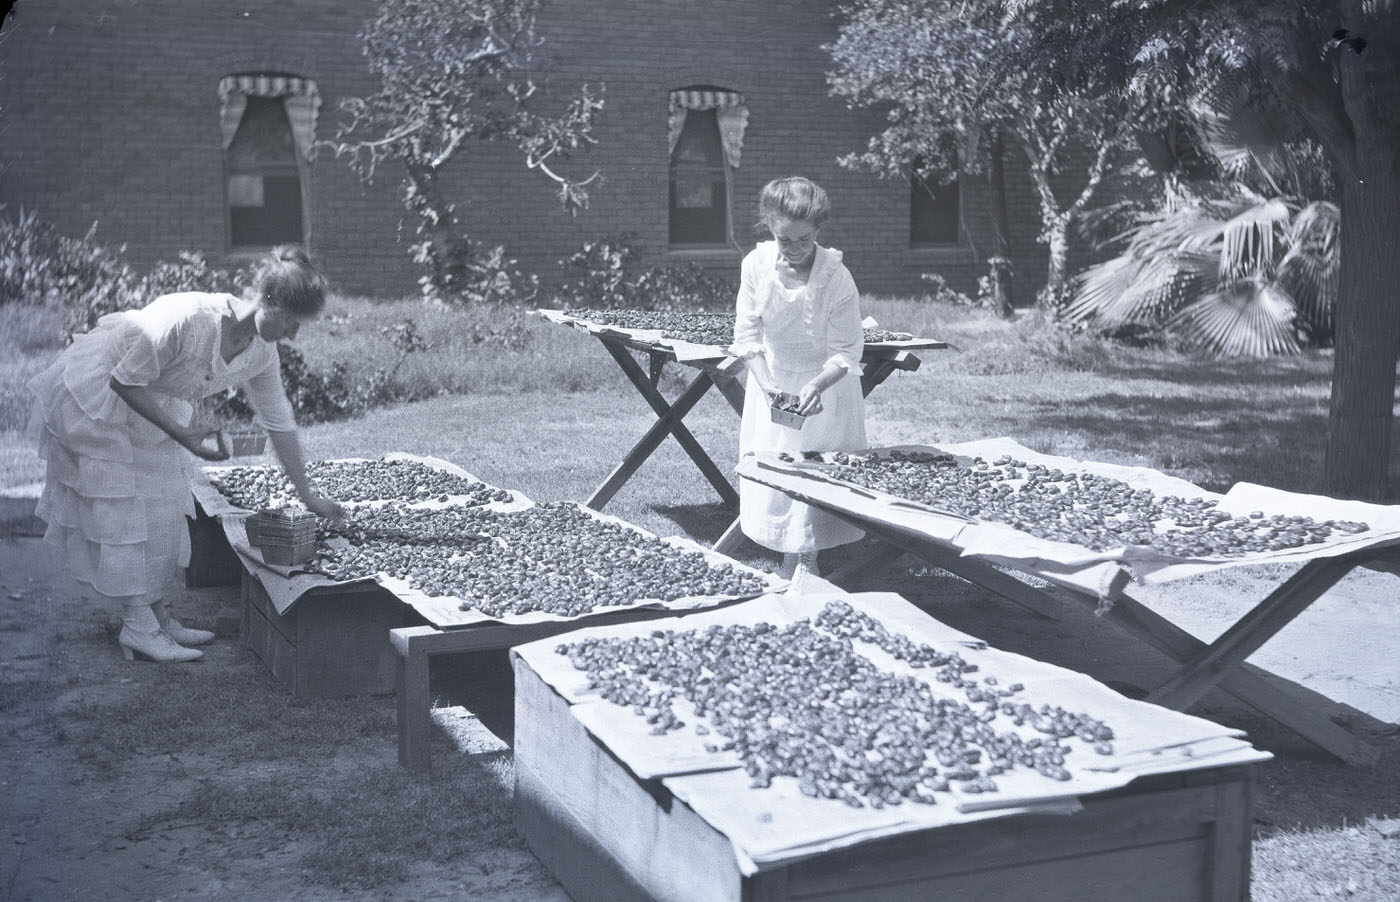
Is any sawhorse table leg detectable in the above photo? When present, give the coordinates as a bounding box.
[587,340,739,511]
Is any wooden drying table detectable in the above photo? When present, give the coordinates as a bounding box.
[511,591,1270,902]
[540,310,947,551]
[739,454,1400,767]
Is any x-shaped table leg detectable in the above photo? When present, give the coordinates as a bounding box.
[586,339,739,511]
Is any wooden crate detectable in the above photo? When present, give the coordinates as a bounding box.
[241,568,412,699]
[185,499,241,588]
[513,655,1256,902]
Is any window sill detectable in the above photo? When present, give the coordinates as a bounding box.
[665,246,741,258]
[907,245,979,266]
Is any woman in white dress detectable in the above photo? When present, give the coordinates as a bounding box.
[730,177,867,591]
[28,245,344,663]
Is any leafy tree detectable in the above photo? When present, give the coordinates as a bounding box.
[1005,0,1400,498]
[828,0,1156,309]
[323,0,603,304]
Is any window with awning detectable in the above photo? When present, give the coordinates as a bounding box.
[218,74,320,249]
[668,87,748,248]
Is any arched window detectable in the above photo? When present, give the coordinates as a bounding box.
[668,87,748,248]
[218,74,320,250]
[910,165,960,247]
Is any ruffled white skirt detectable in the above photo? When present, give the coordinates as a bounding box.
[27,325,194,601]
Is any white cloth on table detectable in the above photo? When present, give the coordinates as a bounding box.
[731,242,867,553]
[27,292,296,600]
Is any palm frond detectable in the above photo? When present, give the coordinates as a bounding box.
[1277,201,1339,328]
[1168,279,1299,357]
[1217,196,1290,282]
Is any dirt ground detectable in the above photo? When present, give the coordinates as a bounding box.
[2,509,1399,900]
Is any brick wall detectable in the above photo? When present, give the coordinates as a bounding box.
[1,0,1090,304]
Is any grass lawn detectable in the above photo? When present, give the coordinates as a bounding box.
[2,293,1398,898]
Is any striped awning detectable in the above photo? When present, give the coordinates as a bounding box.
[668,88,749,168]
[218,74,321,161]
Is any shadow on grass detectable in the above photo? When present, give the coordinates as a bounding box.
[433,648,517,744]
[1028,392,1332,492]
[1217,705,1400,836]
[650,501,736,546]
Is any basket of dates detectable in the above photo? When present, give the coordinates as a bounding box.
[226,428,268,458]
[768,392,808,430]
[254,507,319,567]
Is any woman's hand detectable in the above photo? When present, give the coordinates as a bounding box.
[178,424,230,461]
[796,382,824,416]
[302,495,345,525]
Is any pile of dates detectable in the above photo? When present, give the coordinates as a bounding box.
[800,449,1369,557]
[558,600,1114,809]
[309,502,768,618]
[565,309,914,347]
[209,458,513,510]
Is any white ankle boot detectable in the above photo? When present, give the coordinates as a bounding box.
[119,626,203,663]
[153,602,216,646]
[160,616,216,647]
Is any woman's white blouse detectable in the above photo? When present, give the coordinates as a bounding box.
[100,292,298,432]
[730,241,864,376]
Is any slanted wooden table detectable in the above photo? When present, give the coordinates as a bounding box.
[192,453,784,773]
[538,309,947,552]
[738,441,1400,767]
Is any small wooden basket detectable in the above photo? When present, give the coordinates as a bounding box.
[769,393,808,431]
[227,428,268,457]
[256,508,319,567]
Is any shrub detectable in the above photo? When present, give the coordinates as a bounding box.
[0,209,140,336]
[4,209,424,426]
[213,318,430,426]
[554,235,735,311]
[920,272,977,307]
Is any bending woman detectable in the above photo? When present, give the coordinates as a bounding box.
[29,245,344,663]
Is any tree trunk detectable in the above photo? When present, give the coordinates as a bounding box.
[403,160,464,300]
[1325,169,1400,500]
[987,127,1016,318]
[1039,220,1071,312]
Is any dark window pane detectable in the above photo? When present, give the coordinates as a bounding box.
[231,174,303,247]
[226,93,304,248]
[910,172,959,246]
[669,107,728,246]
[227,97,298,167]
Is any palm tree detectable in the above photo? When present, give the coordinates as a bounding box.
[1066,192,1338,356]
[1066,81,1338,357]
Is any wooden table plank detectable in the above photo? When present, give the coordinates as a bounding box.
[546,316,943,541]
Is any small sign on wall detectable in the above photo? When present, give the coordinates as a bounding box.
[228,174,265,207]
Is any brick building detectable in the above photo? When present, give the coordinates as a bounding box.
[0,0,1055,301]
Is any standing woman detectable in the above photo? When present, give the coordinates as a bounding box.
[28,245,344,663]
[730,177,867,590]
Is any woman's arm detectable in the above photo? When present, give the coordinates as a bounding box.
[799,269,865,416]
[109,378,229,460]
[265,429,344,522]
[731,254,780,398]
[796,361,847,416]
